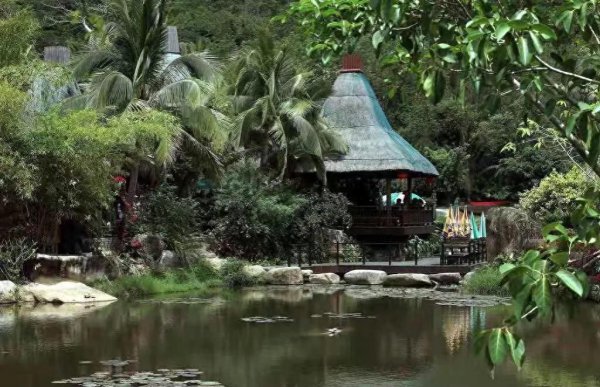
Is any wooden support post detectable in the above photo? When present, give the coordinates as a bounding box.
[336,241,340,266]
[407,177,413,206]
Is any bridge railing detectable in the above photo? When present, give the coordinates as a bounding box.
[289,241,414,267]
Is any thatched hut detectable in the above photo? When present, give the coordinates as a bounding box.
[307,55,439,240]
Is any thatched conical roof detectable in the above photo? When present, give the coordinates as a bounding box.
[320,66,439,177]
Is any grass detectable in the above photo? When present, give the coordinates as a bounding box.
[90,258,258,299]
[90,261,223,299]
[462,265,510,297]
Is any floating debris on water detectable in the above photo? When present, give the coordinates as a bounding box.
[325,327,342,337]
[241,316,294,323]
[52,366,221,386]
[323,312,376,319]
[138,297,225,306]
[310,314,322,318]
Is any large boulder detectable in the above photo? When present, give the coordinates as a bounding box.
[383,273,434,287]
[204,257,226,272]
[428,272,462,285]
[158,250,179,268]
[20,281,117,304]
[131,233,165,260]
[309,273,340,284]
[344,270,387,285]
[243,265,266,279]
[0,281,17,304]
[264,267,303,285]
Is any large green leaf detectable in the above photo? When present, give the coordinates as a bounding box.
[549,251,569,266]
[517,36,532,65]
[487,328,509,365]
[533,275,552,315]
[528,31,544,54]
[556,269,584,297]
[503,331,526,370]
[495,22,511,40]
[372,30,385,49]
[531,24,557,40]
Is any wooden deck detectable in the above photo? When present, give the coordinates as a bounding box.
[302,257,480,275]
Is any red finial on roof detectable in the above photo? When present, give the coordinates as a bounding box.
[341,53,363,73]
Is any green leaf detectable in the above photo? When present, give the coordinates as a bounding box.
[487,328,509,365]
[533,275,552,315]
[531,24,557,40]
[496,22,511,40]
[575,270,590,297]
[517,36,532,65]
[372,30,385,49]
[556,269,584,297]
[513,282,534,318]
[522,250,541,266]
[528,32,544,54]
[499,262,516,274]
[503,331,526,370]
[561,10,574,33]
[549,252,569,266]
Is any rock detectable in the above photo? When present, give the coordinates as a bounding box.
[19,283,41,303]
[383,273,434,287]
[428,272,462,285]
[243,265,266,279]
[20,281,117,304]
[301,269,313,282]
[131,233,165,260]
[0,281,17,304]
[463,271,476,283]
[344,270,387,285]
[204,257,226,272]
[264,267,303,285]
[309,273,340,284]
[158,250,179,268]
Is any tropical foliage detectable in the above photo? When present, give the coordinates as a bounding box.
[233,33,347,181]
[284,0,600,374]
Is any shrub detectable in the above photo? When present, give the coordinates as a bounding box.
[290,190,352,263]
[210,161,352,262]
[520,167,597,225]
[220,259,256,288]
[134,184,199,248]
[0,238,36,283]
[462,266,510,297]
[210,162,306,260]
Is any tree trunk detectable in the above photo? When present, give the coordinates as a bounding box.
[128,163,139,198]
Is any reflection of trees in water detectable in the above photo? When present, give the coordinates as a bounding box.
[3,289,594,387]
[516,303,600,384]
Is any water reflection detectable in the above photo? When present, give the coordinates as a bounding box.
[0,287,597,387]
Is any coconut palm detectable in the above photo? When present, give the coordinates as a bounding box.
[233,33,347,182]
[67,0,228,193]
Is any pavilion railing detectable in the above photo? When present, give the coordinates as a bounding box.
[289,242,411,267]
[348,205,435,228]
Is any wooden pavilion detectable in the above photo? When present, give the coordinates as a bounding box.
[303,55,439,241]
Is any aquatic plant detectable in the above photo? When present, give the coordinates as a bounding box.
[462,266,510,297]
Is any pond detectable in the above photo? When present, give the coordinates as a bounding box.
[0,285,599,387]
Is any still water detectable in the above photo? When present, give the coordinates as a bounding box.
[0,286,599,387]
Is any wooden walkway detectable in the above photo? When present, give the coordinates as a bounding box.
[301,257,479,275]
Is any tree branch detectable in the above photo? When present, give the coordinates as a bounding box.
[535,55,600,85]
[511,76,600,178]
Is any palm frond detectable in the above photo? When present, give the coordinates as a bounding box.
[93,70,134,111]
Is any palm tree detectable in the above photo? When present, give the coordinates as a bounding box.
[67,0,228,194]
[233,33,347,182]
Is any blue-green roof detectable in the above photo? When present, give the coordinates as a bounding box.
[320,72,439,176]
